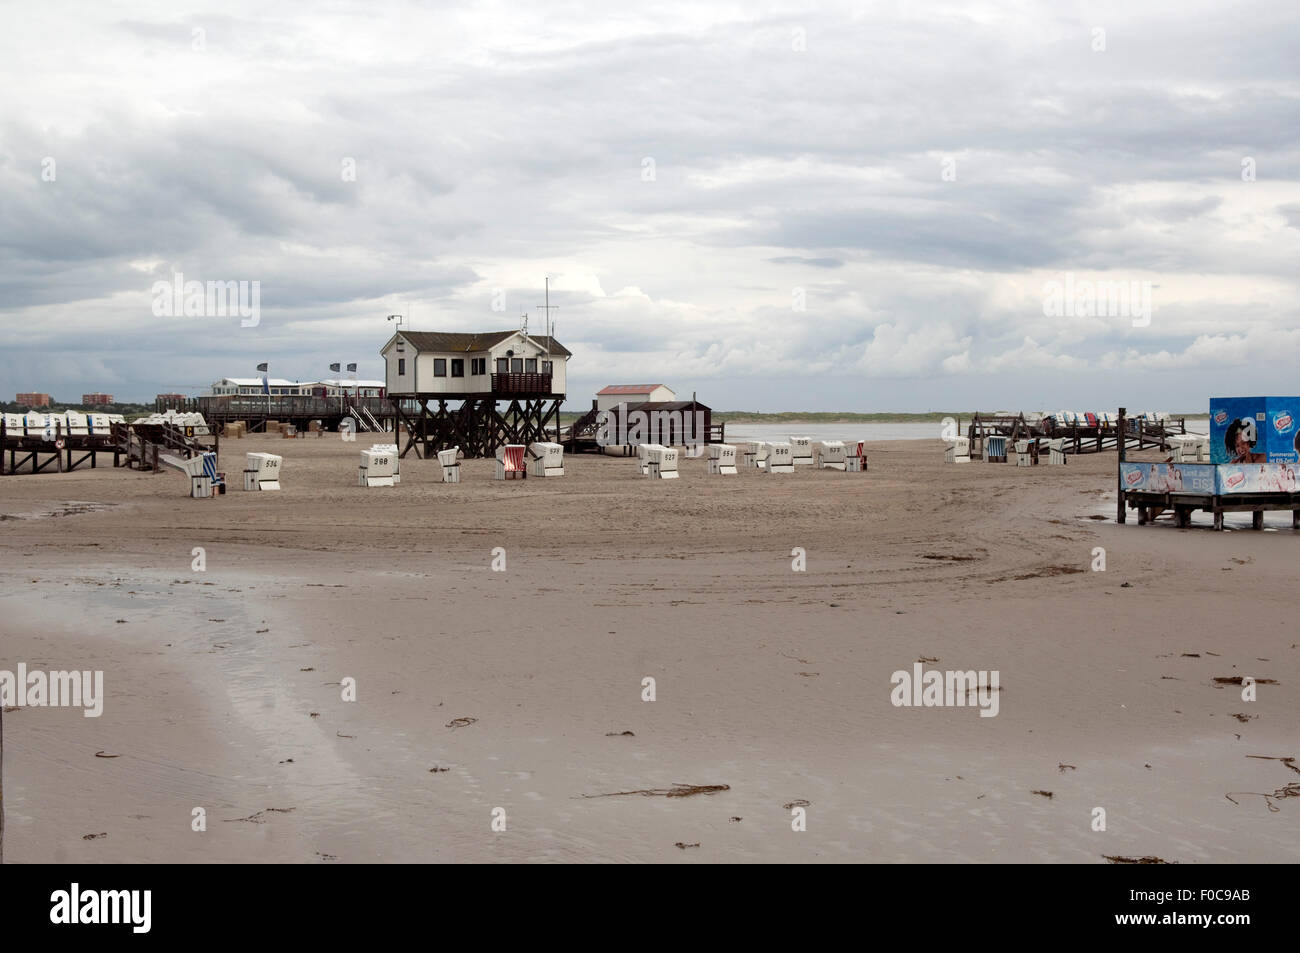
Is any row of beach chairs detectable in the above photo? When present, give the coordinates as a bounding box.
[2,411,126,439]
[1049,411,1169,428]
[638,439,867,478]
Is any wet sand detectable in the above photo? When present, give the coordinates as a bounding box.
[1,436,1297,862]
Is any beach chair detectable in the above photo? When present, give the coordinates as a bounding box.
[495,444,527,480]
[181,452,221,498]
[765,443,795,473]
[845,440,868,471]
[1048,438,1067,465]
[64,411,89,437]
[1014,440,1033,466]
[636,443,667,475]
[358,449,396,487]
[369,444,400,483]
[789,435,814,465]
[243,452,282,490]
[437,447,460,483]
[740,441,767,470]
[528,442,565,477]
[646,446,679,479]
[814,440,847,470]
[985,435,1008,462]
[945,437,971,463]
[1084,413,1098,428]
[707,443,737,475]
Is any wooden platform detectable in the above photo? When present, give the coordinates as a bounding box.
[1123,490,1300,531]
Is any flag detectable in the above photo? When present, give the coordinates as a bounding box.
[256,362,268,372]
[329,362,341,372]
[346,363,357,373]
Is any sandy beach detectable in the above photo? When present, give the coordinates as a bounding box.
[1,435,1297,863]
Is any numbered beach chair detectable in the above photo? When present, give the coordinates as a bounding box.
[243,452,282,490]
[814,441,847,470]
[945,437,971,463]
[765,443,795,473]
[789,436,814,465]
[358,449,396,487]
[528,442,565,477]
[646,446,679,479]
[707,443,737,475]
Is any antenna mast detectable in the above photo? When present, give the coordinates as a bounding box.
[537,275,559,368]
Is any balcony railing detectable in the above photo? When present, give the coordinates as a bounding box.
[492,372,553,396]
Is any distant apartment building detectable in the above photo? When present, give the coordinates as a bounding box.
[82,393,115,405]
[15,392,51,407]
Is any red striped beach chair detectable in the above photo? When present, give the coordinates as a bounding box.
[494,444,527,480]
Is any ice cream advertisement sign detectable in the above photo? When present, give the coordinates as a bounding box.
[1209,397,1300,464]
[1119,463,1216,493]
[1216,463,1299,494]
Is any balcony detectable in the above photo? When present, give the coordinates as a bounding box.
[491,372,554,396]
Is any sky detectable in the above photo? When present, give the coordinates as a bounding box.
[1,0,1298,411]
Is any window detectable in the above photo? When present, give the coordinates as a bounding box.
[434,358,447,377]
[496,358,509,373]
[451,359,464,377]
[398,358,406,375]
[525,358,537,373]
[511,358,523,373]
[541,361,553,374]
[472,358,486,375]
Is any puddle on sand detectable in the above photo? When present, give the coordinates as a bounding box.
[0,500,120,521]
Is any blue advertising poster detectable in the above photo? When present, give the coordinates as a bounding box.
[1216,462,1300,494]
[1209,397,1300,464]
[1120,462,1217,493]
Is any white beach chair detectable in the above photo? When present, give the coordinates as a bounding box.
[707,443,737,475]
[789,435,814,465]
[636,443,667,475]
[646,445,679,479]
[243,452,282,490]
[765,443,795,473]
[945,437,971,463]
[528,442,565,477]
[814,440,847,470]
[181,452,220,498]
[369,443,399,483]
[1015,439,1033,466]
[1047,438,1067,465]
[437,447,460,483]
[740,441,767,470]
[358,449,396,487]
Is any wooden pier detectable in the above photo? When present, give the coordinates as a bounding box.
[160,395,397,435]
[1,419,116,475]
[966,411,1187,459]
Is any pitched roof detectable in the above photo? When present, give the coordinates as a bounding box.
[398,330,571,357]
[597,384,670,395]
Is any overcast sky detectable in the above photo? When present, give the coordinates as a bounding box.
[2,1,1298,410]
